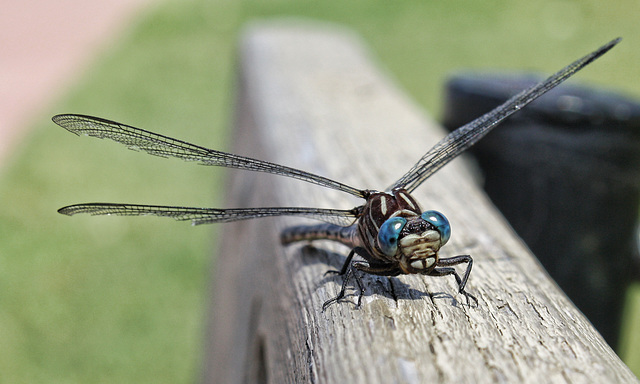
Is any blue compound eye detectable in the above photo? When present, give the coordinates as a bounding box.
[421,210,451,245]
[378,217,407,256]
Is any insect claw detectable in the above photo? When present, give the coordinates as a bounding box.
[462,290,479,307]
[321,298,336,312]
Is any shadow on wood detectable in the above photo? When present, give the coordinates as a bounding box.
[202,20,638,384]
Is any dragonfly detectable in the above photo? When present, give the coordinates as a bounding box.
[54,38,619,309]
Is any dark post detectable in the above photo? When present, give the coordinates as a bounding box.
[443,74,640,349]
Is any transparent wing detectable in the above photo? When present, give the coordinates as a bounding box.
[52,114,367,199]
[58,203,359,227]
[390,37,621,192]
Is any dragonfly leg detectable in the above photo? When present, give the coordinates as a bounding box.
[353,264,366,308]
[322,263,355,311]
[324,247,360,277]
[322,247,369,310]
[354,263,402,276]
[350,262,403,306]
[431,254,478,306]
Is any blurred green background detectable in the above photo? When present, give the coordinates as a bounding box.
[1,0,638,382]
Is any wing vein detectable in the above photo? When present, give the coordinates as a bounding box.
[52,114,366,198]
[58,203,359,226]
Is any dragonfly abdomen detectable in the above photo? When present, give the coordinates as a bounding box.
[281,223,360,249]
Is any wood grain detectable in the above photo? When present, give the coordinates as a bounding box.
[202,21,638,384]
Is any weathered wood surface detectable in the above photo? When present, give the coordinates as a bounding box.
[202,21,638,384]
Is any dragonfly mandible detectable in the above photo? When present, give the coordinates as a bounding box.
[54,38,620,309]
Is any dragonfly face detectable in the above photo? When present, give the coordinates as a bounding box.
[393,210,451,274]
[382,213,443,274]
[53,38,620,309]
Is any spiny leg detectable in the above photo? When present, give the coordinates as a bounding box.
[437,254,474,292]
[353,263,402,276]
[430,267,478,306]
[323,247,361,277]
[349,261,402,306]
[322,262,362,311]
[322,247,369,310]
[322,261,404,311]
[431,255,478,306]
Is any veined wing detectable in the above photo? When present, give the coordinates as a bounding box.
[390,38,621,193]
[58,203,359,226]
[52,114,367,199]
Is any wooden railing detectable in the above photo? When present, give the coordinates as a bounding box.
[201,21,638,384]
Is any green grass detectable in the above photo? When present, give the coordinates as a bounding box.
[1,0,638,381]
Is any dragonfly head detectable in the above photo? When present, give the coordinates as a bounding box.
[377,210,451,274]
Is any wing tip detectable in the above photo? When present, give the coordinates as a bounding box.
[52,114,84,136]
[57,205,77,216]
[598,37,622,56]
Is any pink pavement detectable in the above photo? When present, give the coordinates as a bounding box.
[0,0,153,164]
